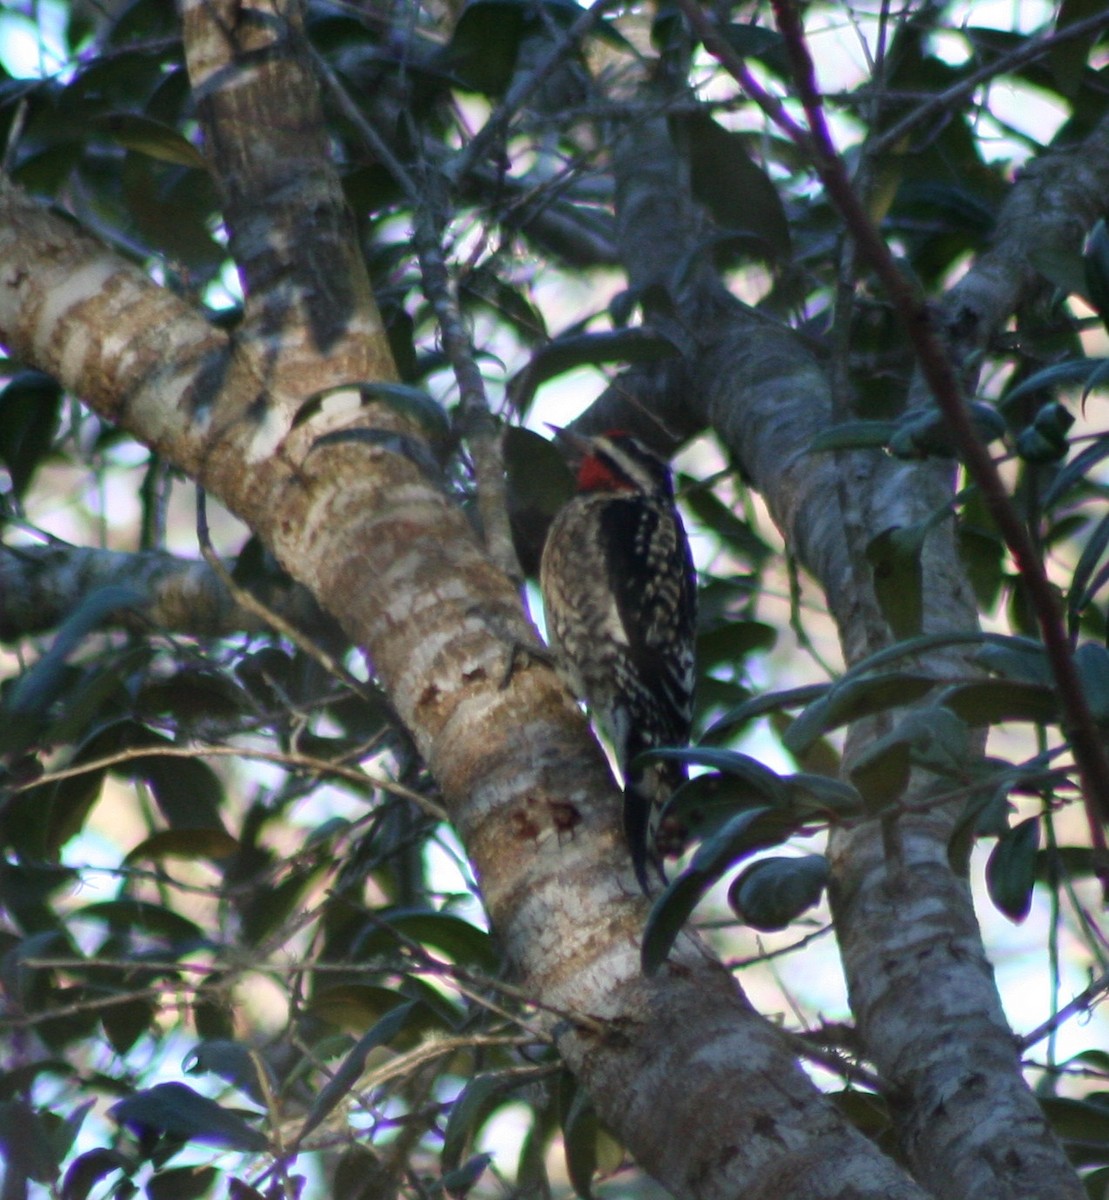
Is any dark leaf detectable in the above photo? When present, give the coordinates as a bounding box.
[728,854,829,931]
[1,586,147,754]
[90,112,205,168]
[784,774,865,818]
[124,829,239,864]
[784,673,936,756]
[635,747,787,804]
[681,113,791,261]
[297,1003,419,1144]
[109,1083,268,1152]
[680,490,772,564]
[1003,358,1109,408]
[145,1165,217,1200]
[102,997,157,1056]
[1042,429,1109,508]
[974,641,1051,686]
[61,1148,132,1200]
[642,807,792,973]
[0,371,61,499]
[441,1074,518,1173]
[1084,219,1109,327]
[703,683,829,743]
[808,420,897,453]
[183,1040,276,1106]
[939,680,1060,726]
[1039,1096,1109,1165]
[126,751,226,831]
[439,0,526,95]
[559,1075,597,1200]
[986,817,1040,923]
[0,1099,63,1183]
[1075,642,1109,723]
[866,526,924,639]
[440,1153,494,1199]
[73,900,205,947]
[696,620,778,671]
[507,328,680,416]
[332,1146,395,1200]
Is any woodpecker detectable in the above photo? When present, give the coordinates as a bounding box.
[539,429,697,892]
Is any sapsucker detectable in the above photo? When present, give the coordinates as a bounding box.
[539,429,697,892]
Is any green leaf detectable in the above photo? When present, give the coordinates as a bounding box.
[718,22,790,73]
[102,996,156,1056]
[636,747,788,803]
[184,1040,277,1106]
[728,854,829,931]
[1084,219,1109,327]
[1039,1095,1109,1165]
[0,1099,63,1183]
[681,113,791,261]
[1003,358,1109,407]
[123,828,239,864]
[61,1147,132,1200]
[703,683,829,743]
[296,1003,419,1144]
[808,420,897,453]
[507,328,679,416]
[784,774,865,818]
[1075,642,1109,722]
[1042,430,1109,509]
[441,1074,517,1173]
[866,526,924,639]
[1,586,147,754]
[332,1146,394,1200]
[784,673,936,756]
[125,751,226,831]
[439,0,526,95]
[90,112,206,168]
[939,679,1059,726]
[146,1165,218,1200]
[559,1072,611,1200]
[661,772,779,840]
[642,807,791,973]
[366,910,500,972]
[109,1082,268,1152]
[848,736,910,810]
[297,382,451,446]
[885,403,1006,459]
[986,817,1040,923]
[0,371,61,499]
[309,984,420,1035]
[974,641,1051,685]
[682,493,772,565]
[696,620,778,671]
[461,265,547,341]
[1070,517,1109,634]
[73,900,205,947]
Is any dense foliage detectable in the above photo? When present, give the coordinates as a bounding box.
[1,1,1108,1198]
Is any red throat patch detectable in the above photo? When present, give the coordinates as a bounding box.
[577,454,634,492]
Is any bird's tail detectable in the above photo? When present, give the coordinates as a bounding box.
[624,758,687,895]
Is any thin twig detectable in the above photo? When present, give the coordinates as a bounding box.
[194,490,375,703]
[869,9,1109,158]
[11,741,447,821]
[445,0,618,187]
[1019,969,1109,1051]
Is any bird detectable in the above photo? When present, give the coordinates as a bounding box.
[539,428,697,892]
